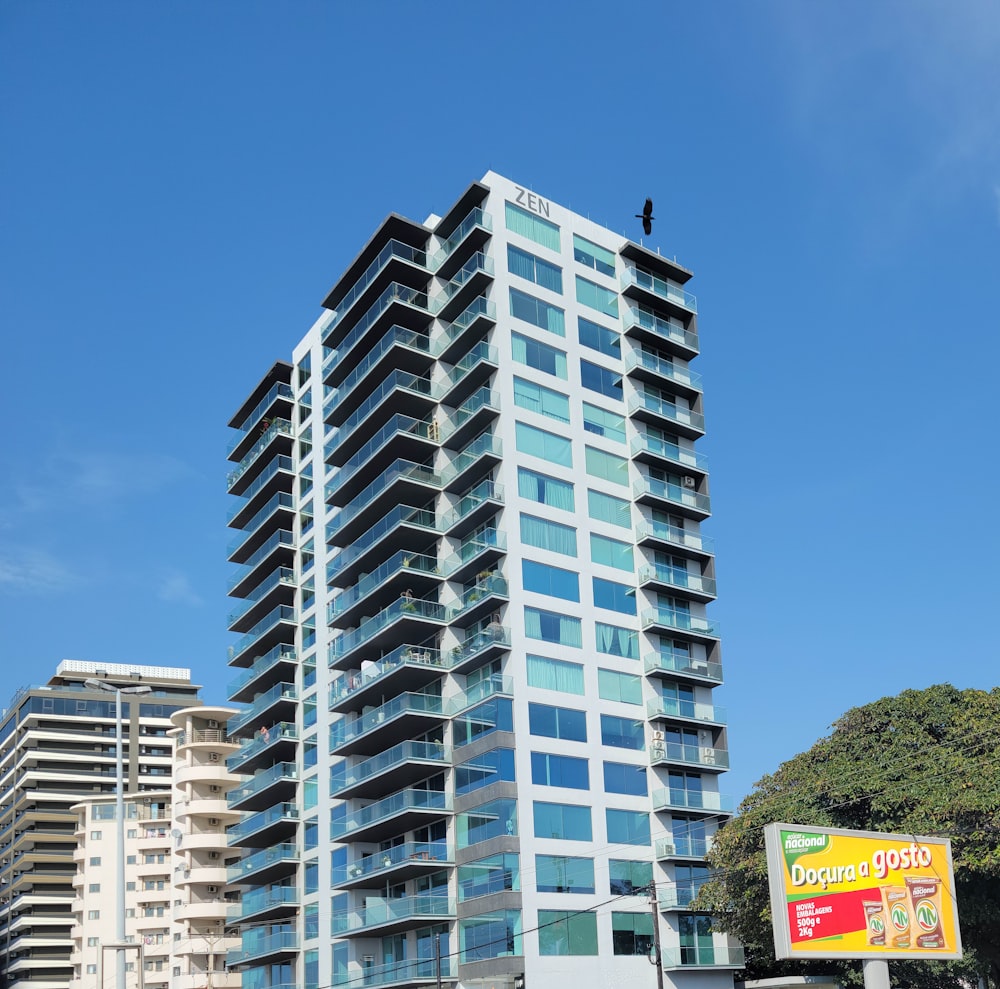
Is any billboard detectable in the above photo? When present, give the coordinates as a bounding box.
[764,823,962,960]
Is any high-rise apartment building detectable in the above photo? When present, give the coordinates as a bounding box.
[224,172,740,989]
[0,662,201,989]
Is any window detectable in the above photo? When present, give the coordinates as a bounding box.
[612,912,654,955]
[604,762,648,796]
[578,316,621,358]
[512,332,567,378]
[517,468,574,511]
[581,360,623,400]
[513,377,570,423]
[89,857,101,866]
[455,748,516,795]
[598,669,642,705]
[576,275,619,317]
[533,801,592,841]
[126,881,136,891]
[522,560,580,602]
[601,714,645,750]
[526,655,585,695]
[587,490,631,528]
[458,854,520,901]
[531,752,589,789]
[596,622,639,659]
[610,859,653,894]
[453,698,514,748]
[508,245,563,293]
[538,910,598,956]
[520,514,577,556]
[516,422,572,467]
[510,288,566,335]
[90,831,102,840]
[506,201,560,251]
[593,577,636,614]
[581,403,626,444]
[88,910,100,920]
[305,861,319,894]
[457,798,518,848]
[460,909,522,961]
[536,855,596,894]
[525,607,582,647]
[585,447,629,487]
[86,965,98,975]
[573,234,616,276]
[529,703,587,742]
[591,533,634,571]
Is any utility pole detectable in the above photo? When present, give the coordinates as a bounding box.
[648,883,664,989]
[434,932,442,989]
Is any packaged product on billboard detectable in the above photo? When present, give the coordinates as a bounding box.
[764,823,963,961]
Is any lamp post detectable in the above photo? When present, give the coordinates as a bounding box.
[85,679,152,989]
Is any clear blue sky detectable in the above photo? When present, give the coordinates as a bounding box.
[2,1,998,803]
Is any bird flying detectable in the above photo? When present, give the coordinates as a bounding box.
[635,198,654,236]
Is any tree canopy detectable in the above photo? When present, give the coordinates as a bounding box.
[696,684,1000,988]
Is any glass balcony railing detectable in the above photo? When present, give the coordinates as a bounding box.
[655,836,713,859]
[226,803,299,846]
[329,692,446,750]
[440,528,506,574]
[441,480,504,529]
[652,788,732,814]
[440,342,499,393]
[431,208,492,270]
[328,241,428,332]
[327,505,438,576]
[341,893,455,932]
[327,461,441,530]
[644,651,722,682]
[623,306,699,352]
[631,435,709,473]
[648,695,726,725]
[227,762,298,804]
[329,551,440,621]
[227,493,295,556]
[227,681,298,734]
[330,645,447,708]
[227,457,295,522]
[329,598,447,662]
[649,740,730,770]
[440,434,502,487]
[228,645,296,695]
[332,955,455,987]
[226,842,298,883]
[642,608,719,638]
[633,476,710,515]
[449,576,509,618]
[621,265,698,312]
[335,283,430,359]
[229,606,296,660]
[452,674,513,711]
[330,741,450,796]
[237,886,298,918]
[334,841,450,885]
[332,370,434,446]
[624,348,702,392]
[331,325,436,395]
[431,253,494,313]
[227,419,293,490]
[330,790,451,841]
[662,945,745,969]
[230,930,298,964]
[229,382,294,439]
[635,520,713,555]
[440,296,496,345]
[630,392,705,433]
[658,880,708,909]
[339,416,439,477]
[638,564,715,597]
[228,530,295,592]
[227,569,296,625]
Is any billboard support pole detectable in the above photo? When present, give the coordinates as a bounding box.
[862,959,891,988]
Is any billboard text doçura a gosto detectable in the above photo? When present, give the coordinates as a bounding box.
[764,823,962,960]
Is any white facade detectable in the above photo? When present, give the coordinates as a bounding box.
[224,172,738,989]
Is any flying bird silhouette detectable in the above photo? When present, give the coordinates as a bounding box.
[635,198,654,236]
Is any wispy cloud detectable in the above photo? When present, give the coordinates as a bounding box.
[0,548,81,593]
[157,572,204,607]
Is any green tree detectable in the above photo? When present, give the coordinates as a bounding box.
[696,684,1000,988]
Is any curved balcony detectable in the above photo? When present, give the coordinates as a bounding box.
[442,479,504,539]
[633,476,710,521]
[329,692,447,758]
[432,252,494,322]
[228,529,295,598]
[173,973,241,989]
[227,762,298,813]
[638,564,715,603]
[338,894,455,938]
[227,456,295,530]
[226,720,297,775]
[226,802,298,849]
[227,842,298,886]
[641,607,719,642]
[330,740,450,800]
[439,295,496,363]
[644,651,723,685]
[174,899,231,924]
[431,207,492,279]
[229,605,296,668]
[330,645,448,714]
[228,645,297,703]
[227,568,296,633]
[631,433,708,475]
[652,788,732,817]
[227,419,294,496]
[227,683,297,736]
[331,789,451,844]
[661,945,745,970]
[622,306,698,359]
[327,505,438,584]
[328,597,448,671]
[624,346,702,398]
[332,840,451,890]
[438,342,500,408]
[635,520,713,560]
[235,885,298,924]
[329,551,443,630]
[227,491,295,562]
[649,740,729,773]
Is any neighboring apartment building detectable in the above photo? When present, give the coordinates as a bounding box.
[0,662,200,989]
[224,171,739,989]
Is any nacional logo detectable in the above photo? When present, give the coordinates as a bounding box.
[915,899,939,932]
[869,916,885,936]
[890,904,910,932]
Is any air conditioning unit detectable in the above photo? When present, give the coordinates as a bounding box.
[208,818,220,826]
[650,745,666,762]
[207,720,219,729]
[207,886,219,894]
[682,476,697,488]
[209,785,221,793]
[208,851,219,859]
[209,753,220,762]
[651,730,664,741]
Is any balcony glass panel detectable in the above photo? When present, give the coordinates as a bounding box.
[335,840,450,885]
[329,692,446,749]
[227,457,294,522]
[431,253,494,312]
[329,551,440,621]
[630,393,705,433]
[329,644,447,707]
[327,506,438,576]
[226,803,299,845]
[624,348,702,391]
[336,283,430,358]
[331,790,451,840]
[229,606,296,659]
[226,842,298,883]
[633,477,710,515]
[641,608,719,638]
[651,788,732,814]
[636,521,713,555]
[230,382,294,437]
[329,598,446,661]
[327,461,441,529]
[431,208,492,270]
[638,564,715,596]
[227,419,293,489]
[621,265,697,312]
[441,296,496,344]
[329,241,428,331]
[330,741,450,795]
[623,306,698,351]
[228,763,298,804]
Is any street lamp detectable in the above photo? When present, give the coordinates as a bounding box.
[85,678,152,989]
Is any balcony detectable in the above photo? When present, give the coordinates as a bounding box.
[633,476,710,521]
[655,836,713,861]
[331,788,451,843]
[226,843,299,886]
[641,607,719,642]
[622,306,698,358]
[229,382,294,453]
[448,575,509,628]
[327,504,438,584]
[441,388,500,452]
[227,568,296,632]
[226,802,298,848]
[333,955,456,987]
[329,644,449,714]
[431,252,494,322]
[628,392,705,439]
[333,418,441,500]
[449,624,511,675]
[228,605,296,668]
[227,930,298,967]
[649,739,729,772]
[644,651,723,685]
[227,491,295,562]
[635,520,713,560]
[631,435,708,482]
[658,880,708,910]
[228,646,297,703]
[431,207,492,279]
[332,840,451,890]
[227,762,298,812]
[228,529,295,597]
[623,347,702,397]
[328,597,448,671]
[438,342,499,408]
[338,894,455,937]
[226,720,298,775]
[438,296,497,363]
[648,694,726,726]
[441,528,507,584]
[328,551,443,629]
[227,419,294,496]
[652,788,733,816]
[661,945,745,970]
[227,456,295,529]
[235,886,298,924]
[441,480,504,539]
[330,740,450,800]
[621,264,698,314]
[329,692,447,757]
[637,564,716,602]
